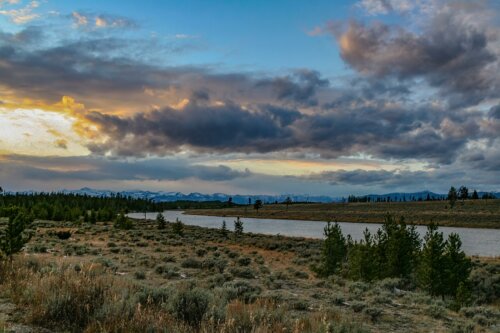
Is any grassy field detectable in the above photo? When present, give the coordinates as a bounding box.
[187,199,500,229]
[0,218,498,332]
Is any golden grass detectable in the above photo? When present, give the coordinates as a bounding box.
[187,199,500,228]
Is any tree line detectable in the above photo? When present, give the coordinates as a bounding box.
[347,186,497,203]
[314,215,472,308]
[0,192,162,223]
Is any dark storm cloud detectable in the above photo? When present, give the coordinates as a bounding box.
[489,105,500,119]
[0,155,250,182]
[333,10,499,106]
[85,103,299,156]
[83,100,483,164]
[255,70,329,106]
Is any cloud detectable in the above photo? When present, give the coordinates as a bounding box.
[0,154,251,182]
[333,2,499,107]
[84,102,300,156]
[80,98,487,165]
[256,70,329,106]
[489,104,500,119]
[72,11,137,30]
[0,0,39,24]
[0,13,497,169]
[299,165,500,191]
[356,0,415,15]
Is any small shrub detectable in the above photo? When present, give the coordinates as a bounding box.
[181,258,202,269]
[171,288,211,328]
[294,270,309,279]
[363,307,382,322]
[196,248,207,257]
[237,257,251,266]
[134,271,146,280]
[114,213,133,230]
[162,255,176,263]
[55,230,72,240]
[230,267,255,279]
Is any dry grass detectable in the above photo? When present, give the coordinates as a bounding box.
[0,218,498,332]
[187,199,500,228]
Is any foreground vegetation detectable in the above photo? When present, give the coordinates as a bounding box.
[187,199,500,228]
[0,210,499,332]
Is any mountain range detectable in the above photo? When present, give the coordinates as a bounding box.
[42,188,500,204]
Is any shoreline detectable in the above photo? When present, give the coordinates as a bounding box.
[184,210,500,229]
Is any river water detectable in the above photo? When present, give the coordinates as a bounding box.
[127,210,500,257]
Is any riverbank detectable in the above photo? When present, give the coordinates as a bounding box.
[186,199,500,229]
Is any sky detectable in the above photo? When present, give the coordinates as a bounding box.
[0,0,499,196]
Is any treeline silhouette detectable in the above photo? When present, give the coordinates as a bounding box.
[0,192,160,222]
[348,185,497,203]
[0,192,239,222]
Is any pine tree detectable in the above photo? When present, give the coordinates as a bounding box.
[443,233,471,298]
[221,220,228,238]
[458,186,469,201]
[381,215,421,279]
[0,209,33,261]
[454,281,471,309]
[471,190,479,200]
[448,186,458,208]
[89,210,97,224]
[173,218,184,236]
[156,212,166,230]
[234,217,243,237]
[418,223,446,297]
[114,212,133,230]
[253,200,263,213]
[347,229,377,281]
[317,221,346,277]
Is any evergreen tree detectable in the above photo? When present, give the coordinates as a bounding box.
[114,212,133,230]
[221,220,228,238]
[317,222,346,277]
[347,229,377,281]
[458,186,469,201]
[234,217,243,237]
[448,186,458,208]
[471,190,479,200]
[0,209,33,261]
[89,210,97,224]
[285,196,292,210]
[156,212,166,230]
[381,215,421,279]
[443,233,471,298]
[418,223,446,297]
[455,281,472,309]
[173,218,184,236]
[253,199,263,213]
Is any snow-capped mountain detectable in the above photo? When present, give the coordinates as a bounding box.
[7,187,499,204]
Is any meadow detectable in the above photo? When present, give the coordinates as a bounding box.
[0,216,498,332]
[188,199,500,229]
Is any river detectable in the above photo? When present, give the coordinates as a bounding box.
[127,210,500,257]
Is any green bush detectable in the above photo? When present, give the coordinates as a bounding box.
[237,257,251,266]
[171,288,211,328]
[181,258,202,269]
